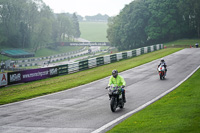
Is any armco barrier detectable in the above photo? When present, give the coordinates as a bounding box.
[144,47,148,54]
[58,64,68,75]
[141,47,144,54]
[79,60,88,71]
[148,46,151,53]
[104,55,111,64]
[127,51,132,58]
[68,62,79,74]
[132,50,136,57]
[154,45,157,51]
[122,52,128,59]
[116,53,122,61]
[4,44,163,87]
[110,54,117,63]
[88,58,97,68]
[96,57,104,66]
[136,48,141,56]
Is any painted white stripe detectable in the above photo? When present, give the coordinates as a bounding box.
[92,64,200,133]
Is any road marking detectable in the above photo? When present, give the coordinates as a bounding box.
[92,64,200,133]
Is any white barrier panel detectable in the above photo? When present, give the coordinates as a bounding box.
[88,58,97,68]
[151,46,154,52]
[156,44,160,50]
[136,49,141,56]
[144,47,148,53]
[116,53,122,61]
[127,51,132,57]
[104,55,111,64]
[161,44,163,49]
[68,62,79,74]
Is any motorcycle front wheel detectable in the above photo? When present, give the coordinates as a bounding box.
[110,98,117,112]
[160,72,164,80]
[119,100,124,109]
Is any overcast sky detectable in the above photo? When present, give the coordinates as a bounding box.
[43,0,133,17]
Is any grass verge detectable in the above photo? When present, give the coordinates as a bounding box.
[79,22,108,42]
[164,39,200,48]
[107,67,200,133]
[0,48,182,105]
[35,46,83,57]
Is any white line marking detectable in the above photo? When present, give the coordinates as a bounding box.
[92,65,200,133]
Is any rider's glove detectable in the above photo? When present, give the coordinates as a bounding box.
[106,86,110,89]
[122,85,125,88]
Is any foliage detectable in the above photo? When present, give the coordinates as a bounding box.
[107,0,200,50]
[0,0,81,52]
[85,13,109,22]
[72,13,81,38]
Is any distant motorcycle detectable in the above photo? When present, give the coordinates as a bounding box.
[106,85,125,112]
[158,65,166,80]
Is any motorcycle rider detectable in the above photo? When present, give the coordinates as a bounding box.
[158,58,167,75]
[108,69,126,103]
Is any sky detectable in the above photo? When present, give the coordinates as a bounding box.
[42,0,133,17]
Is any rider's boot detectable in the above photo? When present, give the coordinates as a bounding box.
[122,91,126,103]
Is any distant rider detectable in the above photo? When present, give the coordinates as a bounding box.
[158,58,167,75]
[108,70,126,103]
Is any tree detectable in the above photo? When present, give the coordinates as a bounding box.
[0,0,81,52]
[107,0,150,50]
[145,0,183,43]
[72,13,81,38]
[177,0,200,38]
[107,0,199,50]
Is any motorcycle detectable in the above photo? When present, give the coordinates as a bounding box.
[157,65,166,80]
[106,85,124,112]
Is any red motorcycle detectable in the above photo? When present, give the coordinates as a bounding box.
[158,65,166,80]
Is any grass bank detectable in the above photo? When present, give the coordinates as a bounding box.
[79,22,108,42]
[35,46,83,57]
[0,48,182,105]
[164,39,200,48]
[107,67,200,133]
[0,46,83,61]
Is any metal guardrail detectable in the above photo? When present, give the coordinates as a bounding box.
[58,64,68,75]
[96,57,104,66]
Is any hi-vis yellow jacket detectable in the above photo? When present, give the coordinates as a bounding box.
[108,75,126,87]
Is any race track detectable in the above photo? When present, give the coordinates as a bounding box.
[0,48,200,133]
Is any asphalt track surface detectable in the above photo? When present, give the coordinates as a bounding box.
[0,48,200,133]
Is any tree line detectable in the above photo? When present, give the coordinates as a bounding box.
[0,0,81,52]
[107,0,200,50]
[77,14,109,22]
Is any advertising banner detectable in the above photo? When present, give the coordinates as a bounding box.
[0,73,8,87]
[51,42,111,46]
[8,67,58,85]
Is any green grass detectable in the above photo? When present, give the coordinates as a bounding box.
[0,48,182,105]
[164,39,200,48]
[79,22,108,42]
[107,68,200,133]
[0,46,83,61]
[35,46,83,57]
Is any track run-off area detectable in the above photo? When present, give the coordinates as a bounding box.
[0,48,200,133]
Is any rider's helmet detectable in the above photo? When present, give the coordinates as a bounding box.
[161,58,165,63]
[112,69,118,78]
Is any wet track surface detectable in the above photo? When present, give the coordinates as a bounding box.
[0,48,200,133]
